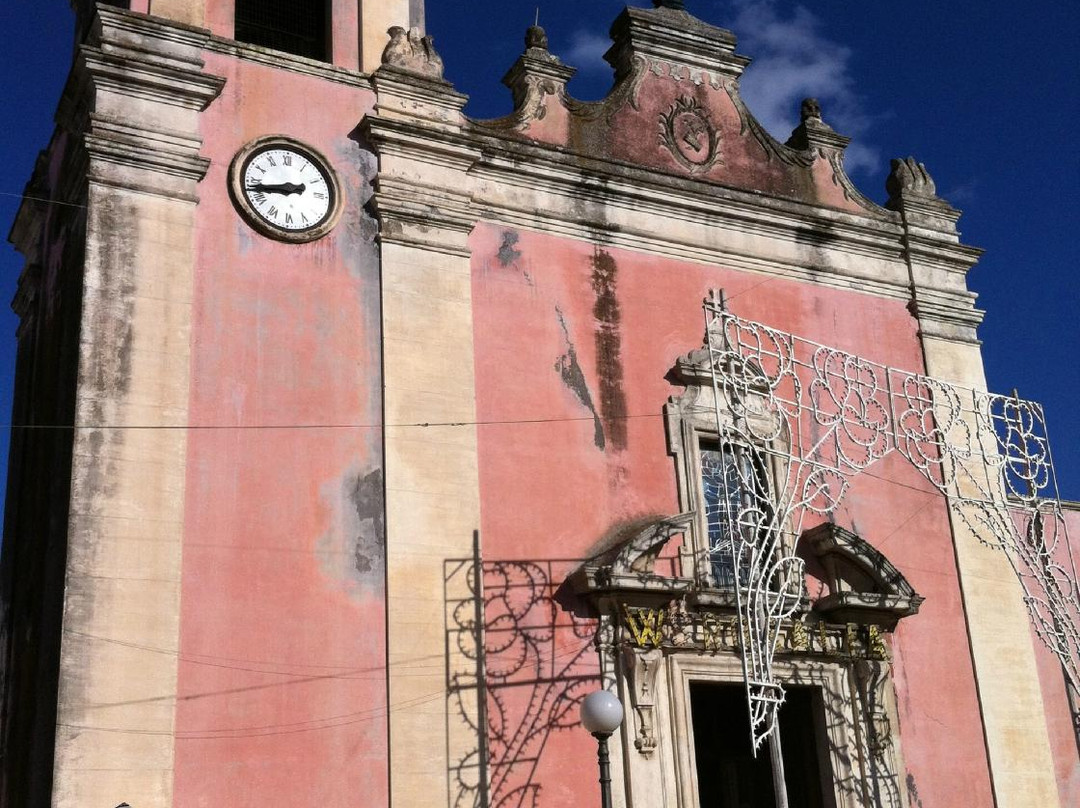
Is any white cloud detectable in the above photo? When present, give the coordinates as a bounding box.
[725,0,881,175]
[566,30,611,74]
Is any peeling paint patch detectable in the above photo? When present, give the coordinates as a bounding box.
[554,306,604,450]
[591,248,628,451]
[317,464,385,599]
[497,230,522,267]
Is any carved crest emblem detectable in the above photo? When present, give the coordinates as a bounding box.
[659,95,722,173]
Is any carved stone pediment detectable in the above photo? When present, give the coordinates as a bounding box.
[570,512,696,597]
[804,523,924,629]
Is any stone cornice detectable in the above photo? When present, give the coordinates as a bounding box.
[78,46,224,111]
[365,62,983,331]
[371,66,469,128]
[204,37,372,89]
[51,4,226,200]
[605,6,748,83]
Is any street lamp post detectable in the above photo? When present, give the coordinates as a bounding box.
[580,690,625,808]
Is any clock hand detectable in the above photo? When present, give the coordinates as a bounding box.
[248,181,307,195]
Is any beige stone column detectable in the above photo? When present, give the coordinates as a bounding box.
[148,0,205,27]
[893,164,1061,807]
[360,0,424,73]
[47,8,221,808]
[365,64,482,807]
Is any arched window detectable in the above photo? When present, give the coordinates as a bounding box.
[235,0,329,62]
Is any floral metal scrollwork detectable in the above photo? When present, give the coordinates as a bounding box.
[702,294,1079,753]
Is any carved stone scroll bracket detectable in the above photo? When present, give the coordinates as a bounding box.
[855,659,894,761]
[854,658,905,807]
[621,645,664,757]
[596,611,620,691]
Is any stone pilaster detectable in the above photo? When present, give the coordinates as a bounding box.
[43,6,222,807]
[364,62,483,808]
[893,158,1061,807]
[360,0,425,73]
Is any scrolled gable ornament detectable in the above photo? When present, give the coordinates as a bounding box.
[659,95,722,174]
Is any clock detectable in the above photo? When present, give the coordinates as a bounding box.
[229,136,343,242]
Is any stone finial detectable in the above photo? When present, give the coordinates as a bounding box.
[786,97,847,152]
[886,157,938,202]
[501,22,575,112]
[381,25,445,79]
[653,0,687,9]
[800,97,823,123]
[525,24,549,51]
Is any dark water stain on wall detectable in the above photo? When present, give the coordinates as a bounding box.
[497,230,523,267]
[318,464,385,599]
[591,248,627,451]
[554,306,605,450]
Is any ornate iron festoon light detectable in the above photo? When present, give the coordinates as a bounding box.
[702,292,1079,753]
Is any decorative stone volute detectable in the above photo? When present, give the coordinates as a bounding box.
[381,25,445,80]
[501,24,576,111]
[886,156,937,202]
[604,2,748,84]
[885,155,964,237]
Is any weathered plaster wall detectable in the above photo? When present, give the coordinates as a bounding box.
[174,54,386,807]
[469,223,994,806]
[1035,504,1080,808]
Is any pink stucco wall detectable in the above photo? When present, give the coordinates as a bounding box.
[469,223,995,806]
[1036,504,1080,808]
[175,53,385,807]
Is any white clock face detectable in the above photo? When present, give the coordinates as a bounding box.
[240,146,335,234]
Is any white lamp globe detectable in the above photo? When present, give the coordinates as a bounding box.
[580,690,624,735]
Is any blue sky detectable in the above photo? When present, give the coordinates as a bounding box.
[1,0,1078,496]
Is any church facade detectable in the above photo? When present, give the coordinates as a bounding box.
[2,2,1078,807]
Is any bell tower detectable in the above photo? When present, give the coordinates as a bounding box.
[4,2,423,807]
[71,1,423,71]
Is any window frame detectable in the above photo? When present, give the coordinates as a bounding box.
[668,654,863,808]
[665,370,790,591]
